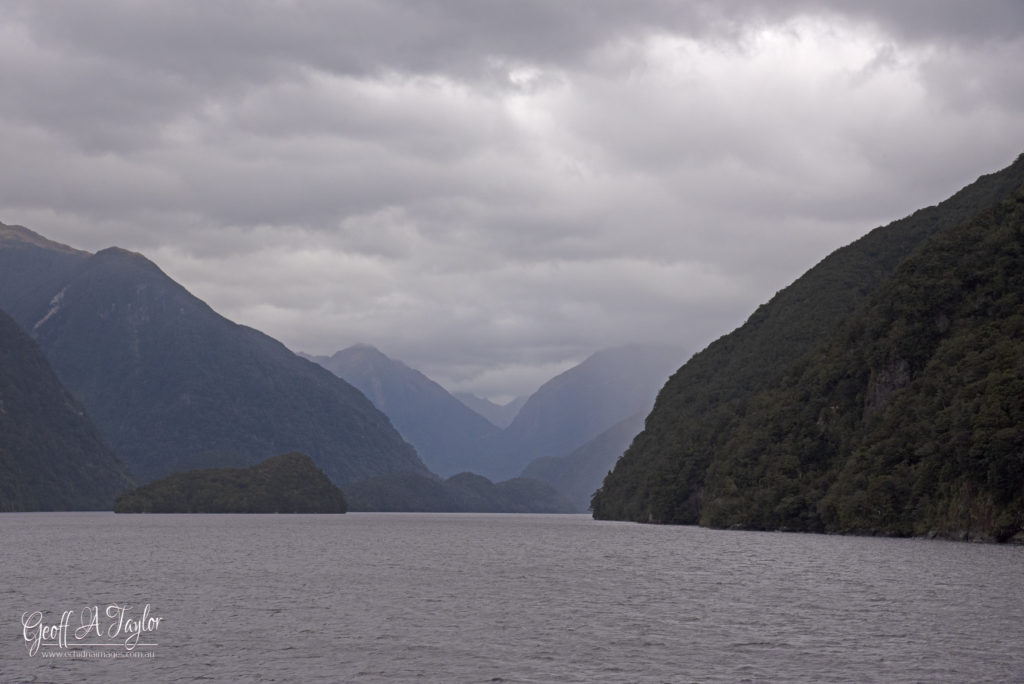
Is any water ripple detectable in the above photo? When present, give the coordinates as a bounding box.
[1,513,1022,683]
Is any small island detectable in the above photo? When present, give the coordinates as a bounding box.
[113,452,347,513]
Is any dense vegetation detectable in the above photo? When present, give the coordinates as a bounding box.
[345,471,576,513]
[0,227,429,486]
[114,453,347,513]
[0,308,134,510]
[592,154,1024,542]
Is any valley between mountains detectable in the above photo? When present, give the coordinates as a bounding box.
[2,153,1022,541]
[0,223,682,512]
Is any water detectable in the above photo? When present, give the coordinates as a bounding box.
[1,513,1022,683]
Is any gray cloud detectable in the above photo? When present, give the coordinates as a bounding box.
[2,1,1024,399]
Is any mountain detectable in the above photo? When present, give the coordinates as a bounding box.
[521,411,645,512]
[0,224,89,327]
[0,223,429,486]
[307,343,679,494]
[0,308,134,510]
[345,471,576,513]
[303,344,675,493]
[305,344,503,477]
[486,345,687,481]
[592,154,1024,543]
[453,392,526,428]
[113,452,347,513]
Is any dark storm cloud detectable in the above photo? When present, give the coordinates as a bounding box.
[2,1,1023,398]
[821,0,1024,44]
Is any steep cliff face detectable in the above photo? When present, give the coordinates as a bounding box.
[0,308,134,510]
[593,154,1024,542]
[863,357,911,418]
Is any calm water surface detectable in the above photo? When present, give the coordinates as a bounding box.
[1,513,1022,683]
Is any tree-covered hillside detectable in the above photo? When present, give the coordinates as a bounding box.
[592,154,1024,542]
[114,452,347,513]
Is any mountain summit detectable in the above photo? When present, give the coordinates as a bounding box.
[486,344,687,481]
[0,225,429,486]
[306,344,502,477]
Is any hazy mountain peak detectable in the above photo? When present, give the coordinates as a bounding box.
[345,342,381,352]
[453,392,527,429]
[334,343,396,366]
[311,344,503,477]
[484,344,688,481]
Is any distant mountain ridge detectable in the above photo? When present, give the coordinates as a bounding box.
[309,343,686,486]
[522,411,646,512]
[304,344,503,477]
[453,392,526,428]
[0,307,134,510]
[489,345,687,481]
[592,153,1024,542]
[0,223,429,487]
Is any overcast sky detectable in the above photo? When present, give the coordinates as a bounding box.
[3,1,1024,401]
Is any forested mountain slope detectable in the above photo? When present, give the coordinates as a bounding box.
[592,154,1024,542]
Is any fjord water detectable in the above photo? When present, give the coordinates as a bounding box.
[2,514,1022,683]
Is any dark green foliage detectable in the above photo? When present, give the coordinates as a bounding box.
[0,308,134,510]
[113,453,347,513]
[593,154,1024,542]
[345,471,576,513]
[0,226,429,486]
